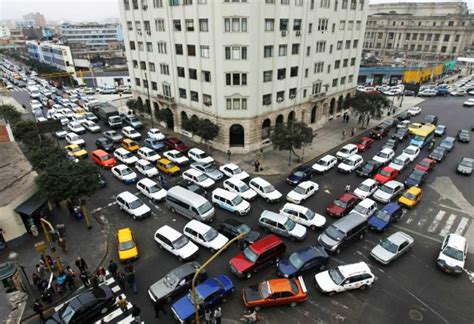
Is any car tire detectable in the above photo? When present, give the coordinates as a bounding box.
[319,264,326,271]
[327,291,336,296]
[266,198,271,203]
[310,225,317,231]
[359,284,368,291]
[178,256,184,262]
[290,302,298,307]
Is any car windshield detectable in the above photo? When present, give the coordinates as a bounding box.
[442,246,464,261]
[123,152,134,159]
[294,186,307,194]
[289,253,305,270]
[404,148,416,155]
[121,168,133,176]
[460,159,473,167]
[358,184,370,192]
[284,219,296,231]
[231,195,243,205]
[293,171,305,177]
[236,224,251,235]
[380,238,398,253]
[70,135,79,141]
[129,199,143,209]
[380,185,394,194]
[232,166,243,173]
[316,159,327,166]
[203,228,218,241]
[375,210,391,222]
[197,201,213,215]
[354,205,369,214]
[164,273,179,288]
[196,174,208,182]
[343,159,356,166]
[419,160,430,168]
[259,282,271,299]
[340,148,350,154]
[410,172,422,181]
[413,135,424,142]
[403,192,416,200]
[148,184,162,193]
[119,240,135,251]
[441,140,451,146]
[325,226,344,241]
[143,164,153,170]
[305,209,315,220]
[100,154,111,161]
[243,246,258,263]
[262,185,275,193]
[107,131,117,136]
[239,183,251,192]
[328,268,345,285]
[378,152,389,158]
[60,305,76,322]
[334,199,347,209]
[379,169,391,177]
[173,235,189,249]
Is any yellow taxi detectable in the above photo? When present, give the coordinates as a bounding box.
[72,107,87,115]
[398,186,423,208]
[117,228,138,262]
[121,138,140,152]
[156,158,180,175]
[65,144,88,159]
[408,123,423,135]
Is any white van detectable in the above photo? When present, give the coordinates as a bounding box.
[136,178,167,202]
[166,186,215,222]
[116,191,151,220]
[211,188,250,216]
[223,177,257,201]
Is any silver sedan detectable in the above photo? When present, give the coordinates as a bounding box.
[370,231,414,265]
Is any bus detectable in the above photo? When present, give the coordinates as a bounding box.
[410,124,436,148]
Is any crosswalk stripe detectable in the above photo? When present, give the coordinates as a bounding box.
[439,214,457,237]
[454,217,469,236]
[427,210,446,233]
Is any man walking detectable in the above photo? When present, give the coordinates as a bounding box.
[108,260,118,278]
[125,265,138,294]
[131,304,141,324]
[75,256,88,272]
[33,300,46,323]
[342,130,347,140]
[117,295,128,313]
[154,299,167,318]
[205,309,213,324]
[214,307,222,324]
[79,270,89,287]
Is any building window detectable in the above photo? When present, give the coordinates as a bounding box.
[224,17,248,32]
[434,34,440,41]
[264,45,273,57]
[348,75,353,83]
[290,66,298,77]
[277,68,286,80]
[356,20,361,30]
[308,23,312,33]
[225,46,247,60]
[291,44,300,55]
[315,41,326,52]
[202,71,211,82]
[289,88,297,98]
[318,18,328,31]
[350,0,356,9]
[320,0,330,8]
[263,70,272,82]
[306,46,311,56]
[199,19,209,32]
[160,63,169,75]
[149,62,155,72]
[305,68,309,77]
[452,46,457,53]
[332,78,338,87]
[314,61,324,73]
[443,35,450,42]
[339,20,345,30]
[343,58,348,67]
[179,88,187,98]
[124,0,130,10]
[227,97,247,110]
[348,20,353,30]
[334,60,340,69]
[133,60,138,68]
[280,19,289,31]
[158,42,167,53]
[175,44,183,55]
[262,94,272,105]
[353,40,358,48]
[144,21,151,34]
[279,45,287,56]
[177,67,185,77]
[186,19,194,31]
[127,21,133,31]
[455,34,460,42]
[225,73,247,86]
[155,19,165,31]
[146,42,153,52]
[441,46,447,53]
[163,84,171,97]
[129,41,136,50]
[277,91,284,102]
[293,19,302,31]
[281,0,289,4]
[200,45,210,58]
[312,81,322,95]
[337,41,342,50]
[265,19,274,31]
[203,94,212,106]
[427,34,432,41]
[140,61,146,70]
[340,76,346,85]
[135,78,141,86]
[189,68,197,80]
[173,20,181,31]
[190,91,198,102]
[342,0,347,9]
[153,0,163,7]
[345,40,351,49]
[295,0,303,5]
[138,42,144,51]
[359,0,364,9]
[151,81,158,90]
[187,45,196,56]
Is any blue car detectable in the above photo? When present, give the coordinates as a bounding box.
[434,125,447,137]
[171,275,234,323]
[404,169,428,187]
[144,138,166,151]
[368,203,404,232]
[440,136,455,152]
[286,166,313,185]
[277,245,328,278]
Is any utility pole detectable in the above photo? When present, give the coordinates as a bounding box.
[40,218,63,272]
[145,72,154,128]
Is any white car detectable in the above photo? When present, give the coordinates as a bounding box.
[65,132,85,147]
[154,225,199,261]
[372,148,395,165]
[372,180,404,203]
[183,220,229,253]
[122,126,142,140]
[312,155,337,173]
[336,144,358,160]
[419,89,436,97]
[163,150,189,165]
[403,145,421,162]
[352,198,378,218]
[314,262,375,295]
[136,178,167,202]
[80,120,100,133]
[111,164,138,184]
[407,106,422,116]
[114,147,139,165]
[437,233,468,274]
[337,155,363,173]
[188,148,214,164]
[219,163,249,181]
[286,181,319,204]
[137,147,160,162]
[388,154,411,172]
[147,128,165,141]
[182,168,215,189]
[115,191,151,220]
[354,179,378,199]
[67,121,86,134]
[248,177,282,203]
[54,130,68,139]
[279,203,326,230]
[223,177,257,201]
[30,100,42,110]
[135,159,159,177]
[463,98,474,107]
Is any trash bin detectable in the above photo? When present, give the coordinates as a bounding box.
[56,224,66,237]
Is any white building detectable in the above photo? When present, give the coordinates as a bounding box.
[119,0,368,152]
[0,25,10,39]
[25,41,75,74]
[60,23,124,49]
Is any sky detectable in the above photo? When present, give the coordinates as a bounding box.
[0,0,472,22]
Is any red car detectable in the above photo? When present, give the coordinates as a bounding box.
[229,235,286,279]
[415,158,436,173]
[91,149,116,168]
[326,193,360,218]
[374,166,399,184]
[355,137,374,152]
[243,277,307,310]
[164,137,189,153]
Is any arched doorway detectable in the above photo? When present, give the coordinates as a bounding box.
[288,111,295,125]
[136,96,144,112]
[181,111,188,127]
[276,114,284,125]
[164,108,174,129]
[145,99,151,114]
[311,106,317,123]
[262,119,271,140]
[345,93,351,102]
[229,124,245,147]
[329,98,336,115]
[337,95,344,113]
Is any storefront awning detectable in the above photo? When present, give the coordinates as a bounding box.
[14,192,47,216]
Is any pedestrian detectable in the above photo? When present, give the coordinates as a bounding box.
[351,128,355,137]
[117,295,128,313]
[131,304,141,323]
[36,263,46,278]
[79,270,90,287]
[342,130,346,140]
[116,271,126,290]
[154,299,167,318]
[254,160,260,173]
[57,237,67,253]
[205,309,213,324]
[345,184,351,192]
[358,115,363,125]
[91,274,100,288]
[32,273,43,291]
[33,299,46,323]
[214,307,222,324]
[346,114,350,123]
[226,149,231,161]
[65,271,76,291]
[75,256,88,272]
[125,267,138,294]
[108,260,118,278]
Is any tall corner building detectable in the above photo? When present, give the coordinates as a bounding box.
[119,0,368,152]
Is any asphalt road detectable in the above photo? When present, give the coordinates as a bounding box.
[9,87,474,324]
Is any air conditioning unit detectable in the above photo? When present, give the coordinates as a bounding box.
[296,30,301,36]
[281,30,287,37]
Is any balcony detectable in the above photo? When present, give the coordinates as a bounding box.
[311,92,327,101]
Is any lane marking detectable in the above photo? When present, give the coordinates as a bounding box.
[439,214,457,237]
[454,217,469,236]
[427,210,446,233]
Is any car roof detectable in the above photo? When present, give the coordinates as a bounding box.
[222,218,243,227]
[446,234,467,250]
[268,278,293,293]
[115,147,129,154]
[296,245,325,261]
[346,154,362,161]
[381,202,401,214]
[384,180,403,189]
[224,163,239,170]
[388,232,412,245]
[382,166,396,172]
[338,262,372,278]
[170,262,200,279]
[380,148,394,153]
[213,187,238,199]
[185,220,211,234]
[342,144,357,150]
[114,164,129,171]
[297,181,317,189]
[139,146,154,153]
[250,234,283,253]
[340,192,359,202]
[196,277,224,298]
[157,225,182,240]
[282,202,310,213]
[117,191,138,201]
[361,178,377,186]
[117,228,133,241]
[138,178,156,187]
[251,177,270,186]
[261,210,288,223]
[461,157,474,163]
[407,186,422,194]
[359,198,376,207]
[190,147,205,154]
[158,158,172,163]
[123,138,134,143]
[185,168,203,176]
[92,149,108,156]
[136,159,151,166]
[321,154,336,161]
[225,177,246,186]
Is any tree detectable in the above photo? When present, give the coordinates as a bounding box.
[35,160,101,202]
[270,121,313,162]
[0,104,22,124]
[12,120,43,147]
[27,144,64,171]
[343,92,390,121]
[196,119,219,152]
[155,109,173,126]
[182,115,199,135]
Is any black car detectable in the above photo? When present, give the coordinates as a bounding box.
[286,166,314,186]
[356,160,383,177]
[95,137,115,152]
[176,179,207,196]
[456,129,470,143]
[396,111,411,121]
[276,245,329,278]
[219,219,260,246]
[404,169,428,187]
[46,286,115,323]
[382,118,398,129]
[391,128,409,142]
[370,125,390,139]
[383,138,399,151]
[423,114,439,125]
[429,146,448,162]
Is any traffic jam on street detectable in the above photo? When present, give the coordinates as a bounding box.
[2,58,474,324]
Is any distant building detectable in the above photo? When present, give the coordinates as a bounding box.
[25,41,75,74]
[363,2,474,64]
[8,29,25,46]
[60,23,124,49]
[23,12,47,28]
[0,26,10,39]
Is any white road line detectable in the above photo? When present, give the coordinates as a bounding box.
[454,217,469,236]
[405,212,415,225]
[439,214,457,237]
[427,210,446,233]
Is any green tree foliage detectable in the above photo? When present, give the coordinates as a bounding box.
[12,120,43,147]
[343,92,390,118]
[270,121,313,158]
[198,119,219,143]
[0,104,22,124]
[155,109,173,126]
[27,144,65,171]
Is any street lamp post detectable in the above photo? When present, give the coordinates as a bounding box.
[144,72,154,129]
